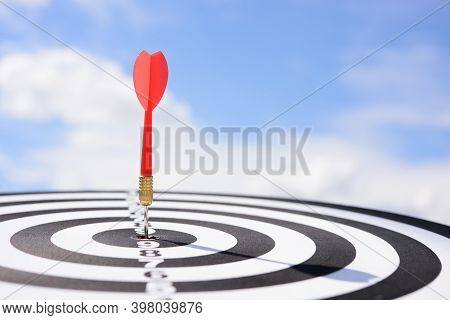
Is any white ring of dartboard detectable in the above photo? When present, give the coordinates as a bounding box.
[0,191,448,299]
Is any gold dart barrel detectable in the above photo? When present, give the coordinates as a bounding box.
[139,176,153,206]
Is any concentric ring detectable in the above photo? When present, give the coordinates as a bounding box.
[0,191,447,300]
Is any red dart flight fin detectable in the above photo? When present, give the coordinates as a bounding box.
[133,50,168,111]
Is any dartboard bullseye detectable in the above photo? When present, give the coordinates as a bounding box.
[0,191,448,299]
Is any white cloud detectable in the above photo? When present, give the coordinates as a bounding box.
[0,48,449,226]
[0,48,193,189]
[280,138,450,225]
[341,45,450,129]
[339,102,450,129]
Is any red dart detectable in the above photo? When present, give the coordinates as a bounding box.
[133,50,168,238]
[133,50,168,177]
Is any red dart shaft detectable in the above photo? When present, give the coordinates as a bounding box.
[141,110,152,176]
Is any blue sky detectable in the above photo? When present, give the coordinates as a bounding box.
[0,0,449,223]
[2,0,449,147]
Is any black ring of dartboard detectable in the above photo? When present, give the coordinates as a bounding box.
[10,217,279,268]
[2,206,356,294]
[0,191,447,300]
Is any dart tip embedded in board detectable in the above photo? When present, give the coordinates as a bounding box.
[139,175,153,239]
[143,205,149,239]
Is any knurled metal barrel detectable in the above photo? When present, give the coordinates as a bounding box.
[139,176,153,206]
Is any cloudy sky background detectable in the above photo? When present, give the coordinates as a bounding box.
[0,0,449,225]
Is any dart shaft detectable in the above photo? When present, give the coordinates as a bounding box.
[141,110,152,176]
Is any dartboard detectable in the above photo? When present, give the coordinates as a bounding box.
[0,191,448,299]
